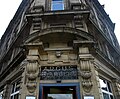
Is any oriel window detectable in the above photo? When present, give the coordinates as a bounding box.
[51,0,64,10]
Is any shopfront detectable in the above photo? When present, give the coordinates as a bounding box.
[39,83,80,99]
[39,65,80,99]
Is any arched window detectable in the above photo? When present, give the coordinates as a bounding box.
[51,0,64,10]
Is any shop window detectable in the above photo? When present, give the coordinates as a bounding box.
[99,78,114,99]
[10,80,21,99]
[51,0,64,10]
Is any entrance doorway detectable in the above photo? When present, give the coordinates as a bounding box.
[39,83,80,99]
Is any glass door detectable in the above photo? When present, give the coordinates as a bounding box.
[39,83,80,99]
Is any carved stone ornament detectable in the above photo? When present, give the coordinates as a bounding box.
[26,82,37,93]
[82,80,93,92]
[79,49,94,93]
[26,61,39,93]
[26,62,38,73]
[27,73,38,80]
[80,71,92,79]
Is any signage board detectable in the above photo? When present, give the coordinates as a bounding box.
[26,96,35,99]
[84,96,94,99]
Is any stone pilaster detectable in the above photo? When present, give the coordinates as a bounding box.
[20,43,40,99]
[78,47,101,99]
[112,79,120,99]
[2,81,11,99]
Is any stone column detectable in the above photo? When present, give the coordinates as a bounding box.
[2,81,11,99]
[112,79,120,99]
[78,47,101,99]
[20,43,40,99]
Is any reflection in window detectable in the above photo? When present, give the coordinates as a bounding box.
[10,80,20,99]
[51,0,64,11]
[99,78,114,99]
[48,94,72,99]
[43,86,76,99]
[0,91,3,99]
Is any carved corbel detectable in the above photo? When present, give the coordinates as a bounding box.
[82,80,93,93]
[80,71,92,79]
[26,82,37,93]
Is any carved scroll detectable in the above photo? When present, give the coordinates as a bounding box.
[79,47,94,93]
[26,61,39,93]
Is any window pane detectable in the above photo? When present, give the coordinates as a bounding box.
[52,3,64,10]
[107,82,112,93]
[103,92,109,99]
[99,79,108,91]
[14,94,19,99]
[110,95,114,99]
[12,84,15,93]
[0,91,3,99]
[52,0,64,10]
[10,96,13,99]
[0,96,2,99]
[15,81,20,92]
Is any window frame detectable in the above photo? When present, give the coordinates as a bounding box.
[99,78,114,99]
[45,0,69,11]
[10,80,21,99]
[51,0,64,11]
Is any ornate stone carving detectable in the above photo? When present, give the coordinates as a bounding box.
[26,61,39,93]
[25,47,40,94]
[79,47,93,93]
[26,62,38,74]
[27,73,38,80]
[80,71,92,79]
[26,82,37,93]
[82,80,93,93]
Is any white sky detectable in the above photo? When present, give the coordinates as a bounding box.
[0,0,120,44]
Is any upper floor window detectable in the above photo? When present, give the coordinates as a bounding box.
[10,80,21,99]
[51,0,64,11]
[99,78,114,99]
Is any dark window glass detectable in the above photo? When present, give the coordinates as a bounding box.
[107,82,112,92]
[14,94,19,99]
[110,95,114,99]
[51,0,64,10]
[12,84,15,93]
[15,81,20,92]
[10,96,13,99]
[103,92,109,99]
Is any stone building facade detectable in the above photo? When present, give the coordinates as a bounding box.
[0,0,120,99]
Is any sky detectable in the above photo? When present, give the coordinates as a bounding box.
[0,0,120,43]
